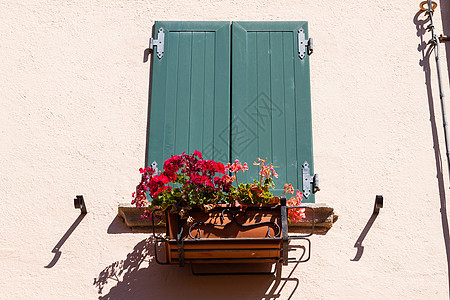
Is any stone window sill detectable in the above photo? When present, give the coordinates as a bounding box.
[117,203,338,235]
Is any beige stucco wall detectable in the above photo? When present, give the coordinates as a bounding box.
[1,0,450,298]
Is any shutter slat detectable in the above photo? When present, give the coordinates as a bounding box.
[189,32,206,153]
[270,31,287,187]
[174,32,192,154]
[202,33,216,160]
[163,32,180,160]
[256,32,272,164]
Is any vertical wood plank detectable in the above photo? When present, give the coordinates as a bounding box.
[213,23,231,163]
[148,21,169,169]
[293,24,314,203]
[163,32,180,160]
[174,32,193,154]
[256,32,272,161]
[203,32,215,160]
[189,32,206,153]
[270,31,287,188]
[283,31,298,193]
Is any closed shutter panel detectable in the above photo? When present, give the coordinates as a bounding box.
[231,22,314,202]
[147,21,231,169]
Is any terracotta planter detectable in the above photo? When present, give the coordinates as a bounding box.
[163,205,284,265]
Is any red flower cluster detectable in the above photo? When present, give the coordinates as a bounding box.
[133,151,229,214]
[132,166,156,208]
[287,190,306,223]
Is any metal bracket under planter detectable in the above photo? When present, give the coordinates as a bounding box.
[152,197,315,274]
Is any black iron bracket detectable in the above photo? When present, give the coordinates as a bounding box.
[151,209,171,265]
[176,214,185,267]
[74,195,87,214]
[281,195,315,264]
[374,195,383,214]
[281,197,289,265]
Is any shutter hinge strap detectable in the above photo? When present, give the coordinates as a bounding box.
[302,161,319,198]
[149,28,165,59]
[298,28,313,59]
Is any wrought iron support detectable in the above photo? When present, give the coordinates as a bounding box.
[280,196,289,265]
[74,195,87,214]
[176,214,185,267]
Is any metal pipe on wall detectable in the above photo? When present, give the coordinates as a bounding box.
[422,0,450,182]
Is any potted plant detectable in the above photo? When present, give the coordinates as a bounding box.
[132,151,307,265]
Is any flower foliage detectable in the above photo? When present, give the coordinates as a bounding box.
[132,151,305,223]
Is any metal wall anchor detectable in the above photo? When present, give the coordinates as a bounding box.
[74,195,87,214]
[439,35,450,43]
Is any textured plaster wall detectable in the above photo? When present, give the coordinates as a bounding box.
[1,0,450,299]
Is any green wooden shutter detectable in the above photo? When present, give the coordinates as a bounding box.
[231,22,314,203]
[147,21,231,169]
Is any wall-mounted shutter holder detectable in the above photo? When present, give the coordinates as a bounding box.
[149,28,165,59]
[74,195,87,214]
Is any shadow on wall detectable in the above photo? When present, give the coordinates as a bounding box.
[351,196,383,261]
[45,213,86,268]
[440,0,450,83]
[94,237,305,300]
[413,8,450,294]
[107,216,136,234]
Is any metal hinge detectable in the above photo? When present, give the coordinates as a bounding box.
[302,161,319,198]
[149,28,165,59]
[151,161,158,174]
[298,28,313,59]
